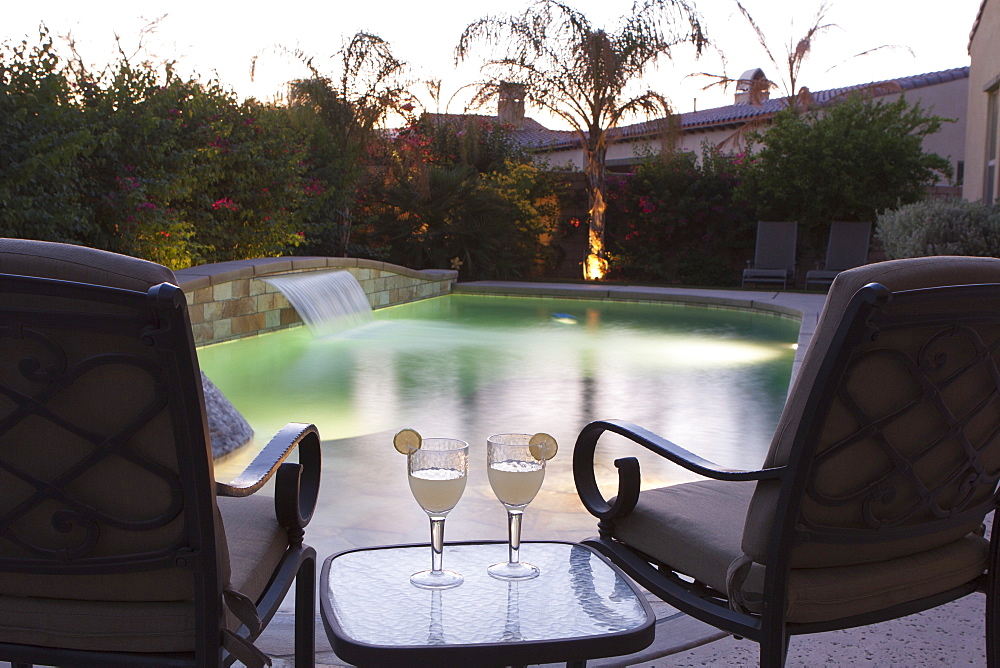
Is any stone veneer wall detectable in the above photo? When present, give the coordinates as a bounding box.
[173,257,457,346]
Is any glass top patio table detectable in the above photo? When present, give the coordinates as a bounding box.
[320,541,655,667]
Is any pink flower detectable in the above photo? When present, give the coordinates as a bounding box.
[212,198,239,211]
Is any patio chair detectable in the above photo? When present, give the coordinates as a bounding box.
[742,221,798,289]
[575,255,1000,666]
[805,221,872,290]
[0,239,320,668]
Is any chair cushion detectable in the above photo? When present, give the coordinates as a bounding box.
[0,494,288,653]
[613,479,989,624]
[217,495,290,608]
[744,256,1000,568]
[0,238,176,291]
[0,238,252,593]
[737,534,989,624]
[614,480,755,594]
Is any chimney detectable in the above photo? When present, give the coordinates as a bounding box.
[735,68,770,105]
[498,82,526,127]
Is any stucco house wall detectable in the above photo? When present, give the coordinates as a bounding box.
[914,76,969,180]
[965,0,1000,202]
[534,67,969,184]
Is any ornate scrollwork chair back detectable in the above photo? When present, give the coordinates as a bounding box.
[574,256,1000,667]
[0,239,320,668]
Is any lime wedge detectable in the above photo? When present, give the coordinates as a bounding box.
[528,432,558,461]
[393,428,422,455]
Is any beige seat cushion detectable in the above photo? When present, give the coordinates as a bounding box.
[0,494,287,653]
[613,479,989,623]
[615,480,754,594]
[744,256,1000,568]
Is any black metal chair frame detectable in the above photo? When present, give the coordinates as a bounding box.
[575,281,1000,666]
[0,274,321,667]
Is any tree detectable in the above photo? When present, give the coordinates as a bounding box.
[285,32,409,257]
[457,0,708,280]
[741,94,951,253]
[700,1,908,118]
[360,115,560,279]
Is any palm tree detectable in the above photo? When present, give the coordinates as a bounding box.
[702,1,908,114]
[457,0,708,280]
[284,33,410,256]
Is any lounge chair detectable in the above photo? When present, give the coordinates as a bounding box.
[805,221,872,290]
[742,221,798,289]
[0,239,320,668]
[575,256,1000,666]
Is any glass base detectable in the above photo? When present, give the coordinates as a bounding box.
[487,560,540,581]
[410,569,464,589]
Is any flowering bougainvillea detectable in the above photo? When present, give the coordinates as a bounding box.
[3,28,560,273]
[605,145,755,286]
[212,198,239,211]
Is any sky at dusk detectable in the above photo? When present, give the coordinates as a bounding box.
[3,0,984,129]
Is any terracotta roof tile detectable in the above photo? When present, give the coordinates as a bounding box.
[520,66,970,151]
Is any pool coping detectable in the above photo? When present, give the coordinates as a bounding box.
[453,281,827,385]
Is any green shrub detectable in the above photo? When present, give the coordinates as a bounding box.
[741,95,952,257]
[359,118,559,280]
[877,199,1000,258]
[0,30,97,244]
[2,30,306,267]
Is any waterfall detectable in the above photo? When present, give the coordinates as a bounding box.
[264,270,373,337]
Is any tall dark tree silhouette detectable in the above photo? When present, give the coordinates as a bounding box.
[457,0,708,279]
[282,32,409,256]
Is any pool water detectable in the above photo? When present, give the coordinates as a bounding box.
[198,294,798,557]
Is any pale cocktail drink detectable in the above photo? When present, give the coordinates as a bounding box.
[400,434,469,589]
[409,467,467,513]
[486,433,557,581]
[487,459,544,507]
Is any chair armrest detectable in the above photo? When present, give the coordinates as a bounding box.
[217,422,322,530]
[573,419,783,522]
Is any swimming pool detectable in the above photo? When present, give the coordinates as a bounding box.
[198,294,798,555]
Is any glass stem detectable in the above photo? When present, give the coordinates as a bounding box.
[507,509,523,565]
[430,515,446,573]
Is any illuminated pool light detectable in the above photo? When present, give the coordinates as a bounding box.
[633,335,788,368]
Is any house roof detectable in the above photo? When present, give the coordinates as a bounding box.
[419,111,581,151]
[521,65,970,151]
[970,0,990,52]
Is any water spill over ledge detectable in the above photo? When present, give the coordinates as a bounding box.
[263,270,373,338]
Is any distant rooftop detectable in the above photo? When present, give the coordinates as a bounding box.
[513,66,970,152]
